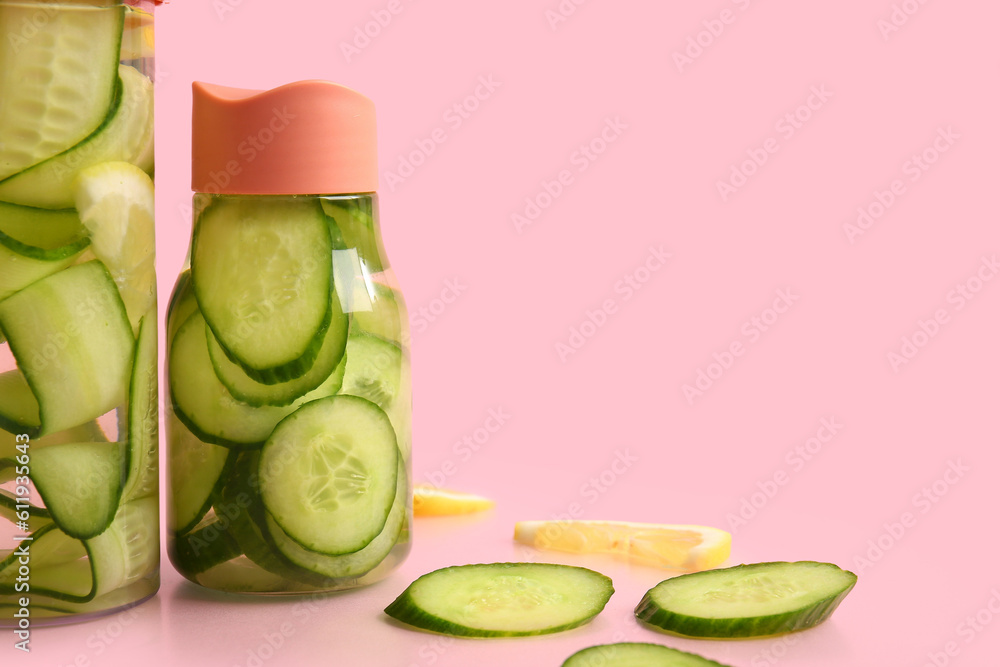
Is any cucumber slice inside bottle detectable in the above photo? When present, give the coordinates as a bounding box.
[0,64,153,209]
[634,561,857,638]
[264,452,407,579]
[384,562,615,637]
[321,197,386,273]
[0,260,134,436]
[342,333,411,458]
[191,196,334,383]
[0,202,90,301]
[0,369,40,437]
[207,291,348,406]
[13,441,125,540]
[122,311,158,502]
[0,496,157,604]
[562,643,734,667]
[168,310,343,448]
[167,408,234,534]
[259,395,398,555]
[0,3,125,180]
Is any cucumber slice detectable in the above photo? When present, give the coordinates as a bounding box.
[562,643,733,667]
[0,201,88,257]
[351,282,405,344]
[0,419,105,459]
[168,311,342,448]
[191,196,333,383]
[0,369,40,436]
[166,270,199,344]
[265,452,407,579]
[0,203,90,300]
[321,197,386,273]
[0,260,134,436]
[634,561,857,638]
[384,562,614,637]
[0,64,153,209]
[207,291,348,406]
[342,333,411,458]
[195,557,302,593]
[170,517,244,576]
[0,3,125,180]
[167,409,234,534]
[0,523,85,572]
[259,395,398,555]
[16,441,124,540]
[3,496,158,603]
[122,311,158,502]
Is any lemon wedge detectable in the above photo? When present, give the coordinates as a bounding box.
[73,161,155,332]
[413,485,495,516]
[514,520,731,571]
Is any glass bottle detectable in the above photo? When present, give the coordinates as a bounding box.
[166,81,411,593]
[0,0,159,626]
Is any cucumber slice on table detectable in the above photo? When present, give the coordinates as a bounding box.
[0,64,153,209]
[0,2,125,180]
[0,260,134,436]
[634,561,857,638]
[207,291,348,407]
[191,196,334,383]
[562,643,733,667]
[259,395,398,555]
[169,310,343,448]
[0,202,89,300]
[385,562,614,637]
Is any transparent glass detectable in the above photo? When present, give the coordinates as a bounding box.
[0,0,158,626]
[166,193,411,593]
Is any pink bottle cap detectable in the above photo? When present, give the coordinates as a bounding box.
[191,80,377,195]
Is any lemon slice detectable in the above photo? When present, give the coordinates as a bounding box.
[73,161,155,332]
[413,485,495,516]
[514,520,731,571]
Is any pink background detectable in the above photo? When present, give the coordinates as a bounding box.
[8,0,1000,665]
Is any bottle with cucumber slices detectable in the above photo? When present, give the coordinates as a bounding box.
[0,0,159,625]
[166,80,412,593]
